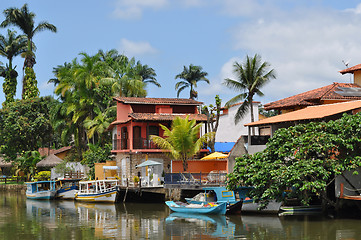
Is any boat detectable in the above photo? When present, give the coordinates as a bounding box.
[165,201,227,214]
[75,179,119,203]
[55,178,81,200]
[185,187,243,214]
[25,181,57,200]
[279,205,322,216]
[236,187,282,214]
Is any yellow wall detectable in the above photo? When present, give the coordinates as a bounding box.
[94,161,117,180]
[354,71,361,86]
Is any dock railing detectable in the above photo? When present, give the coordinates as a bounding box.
[164,171,227,188]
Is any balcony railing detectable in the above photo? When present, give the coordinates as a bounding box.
[112,138,158,150]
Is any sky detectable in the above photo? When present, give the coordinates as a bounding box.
[1,0,361,107]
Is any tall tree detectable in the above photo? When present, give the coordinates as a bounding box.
[134,61,161,87]
[175,64,209,99]
[0,29,27,105]
[223,54,276,124]
[150,116,215,171]
[202,95,221,152]
[1,3,57,99]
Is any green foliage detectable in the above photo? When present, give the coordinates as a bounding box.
[202,95,221,152]
[175,64,209,99]
[81,143,112,179]
[15,150,43,181]
[151,116,215,171]
[223,54,276,123]
[53,160,74,175]
[0,97,55,160]
[33,171,51,181]
[23,67,39,99]
[227,113,361,206]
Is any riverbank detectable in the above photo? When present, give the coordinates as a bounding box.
[0,184,26,192]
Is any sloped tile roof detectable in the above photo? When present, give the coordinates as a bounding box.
[246,100,361,127]
[264,82,361,111]
[339,64,361,74]
[129,113,207,122]
[114,97,203,105]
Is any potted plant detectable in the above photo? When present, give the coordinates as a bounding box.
[133,176,140,186]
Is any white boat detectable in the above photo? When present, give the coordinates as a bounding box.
[55,178,81,200]
[25,181,57,200]
[75,179,119,203]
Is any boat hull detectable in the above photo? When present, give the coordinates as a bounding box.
[241,200,282,214]
[165,201,227,215]
[26,190,57,200]
[75,189,117,203]
[56,187,78,200]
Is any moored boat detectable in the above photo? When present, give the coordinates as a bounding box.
[185,187,243,214]
[75,179,119,203]
[165,201,227,215]
[25,181,57,200]
[56,178,81,200]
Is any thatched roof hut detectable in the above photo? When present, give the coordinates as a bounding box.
[36,154,63,168]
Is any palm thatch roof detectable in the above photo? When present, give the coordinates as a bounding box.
[36,154,63,168]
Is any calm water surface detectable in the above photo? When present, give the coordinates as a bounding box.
[1,191,361,239]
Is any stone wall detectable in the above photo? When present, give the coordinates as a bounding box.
[0,184,26,192]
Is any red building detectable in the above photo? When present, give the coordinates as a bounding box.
[109,97,208,185]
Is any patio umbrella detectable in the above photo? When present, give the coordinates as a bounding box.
[200,152,228,160]
[136,160,162,168]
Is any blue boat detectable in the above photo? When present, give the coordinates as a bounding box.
[25,181,57,200]
[55,179,81,200]
[185,186,243,214]
[165,201,227,214]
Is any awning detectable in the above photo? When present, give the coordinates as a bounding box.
[136,160,162,168]
[103,166,119,170]
[201,152,229,160]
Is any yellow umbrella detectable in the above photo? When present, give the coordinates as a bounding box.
[200,152,229,160]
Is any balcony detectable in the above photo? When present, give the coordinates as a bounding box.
[112,138,158,151]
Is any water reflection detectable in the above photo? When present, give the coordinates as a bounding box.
[3,191,361,239]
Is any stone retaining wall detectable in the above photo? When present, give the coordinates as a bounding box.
[0,184,26,192]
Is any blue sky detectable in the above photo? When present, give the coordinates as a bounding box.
[1,0,361,107]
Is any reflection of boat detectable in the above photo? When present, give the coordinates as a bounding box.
[75,180,118,202]
[56,178,81,199]
[185,187,243,214]
[279,205,322,216]
[165,201,227,214]
[26,181,57,199]
[237,187,282,214]
[166,212,227,225]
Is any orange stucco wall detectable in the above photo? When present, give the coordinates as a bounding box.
[117,102,132,121]
[95,161,117,180]
[172,160,227,173]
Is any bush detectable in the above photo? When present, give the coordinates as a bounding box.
[34,171,51,181]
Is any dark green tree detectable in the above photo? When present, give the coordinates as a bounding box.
[175,64,209,99]
[223,54,276,124]
[227,113,361,207]
[1,3,57,98]
[0,29,27,105]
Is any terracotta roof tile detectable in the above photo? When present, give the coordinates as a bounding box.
[114,97,203,105]
[129,113,207,122]
[264,82,361,111]
[339,64,361,74]
[246,100,361,127]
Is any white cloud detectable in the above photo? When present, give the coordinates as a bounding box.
[227,6,361,103]
[118,38,158,57]
[112,0,168,19]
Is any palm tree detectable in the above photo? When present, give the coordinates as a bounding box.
[0,29,27,104]
[1,3,57,98]
[175,64,209,99]
[150,116,215,171]
[134,61,161,87]
[223,54,276,124]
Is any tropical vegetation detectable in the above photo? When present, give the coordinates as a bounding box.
[150,116,215,171]
[175,64,209,99]
[223,54,276,124]
[202,95,221,152]
[227,113,361,207]
[1,3,57,99]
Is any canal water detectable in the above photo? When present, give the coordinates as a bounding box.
[1,191,361,239]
